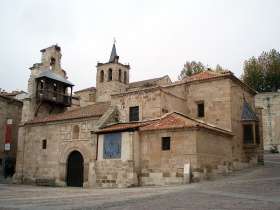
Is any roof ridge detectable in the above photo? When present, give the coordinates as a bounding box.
[26,102,110,125]
[171,111,232,133]
[75,86,96,93]
[129,75,168,85]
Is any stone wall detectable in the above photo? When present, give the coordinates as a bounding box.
[75,89,96,107]
[196,129,233,179]
[14,117,98,187]
[160,87,187,115]
[255,92,280,151]
[139,128,234,185]
[111,88,162,122]
[185,79,232,131]
[230,80,260,163]
[96,132,139,187]
[139,129,197,185]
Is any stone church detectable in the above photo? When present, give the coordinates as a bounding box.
[14,43,264,188]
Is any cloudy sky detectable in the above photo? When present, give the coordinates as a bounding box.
[1,0,280,92]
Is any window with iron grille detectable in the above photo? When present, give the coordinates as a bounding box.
[129,106,139,122]
[162,137,171,150]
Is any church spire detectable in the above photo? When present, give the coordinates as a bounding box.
[109,39,118,63]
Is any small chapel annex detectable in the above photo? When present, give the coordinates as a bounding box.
[14,43,263,187]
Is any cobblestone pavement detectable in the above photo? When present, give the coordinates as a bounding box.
[0,154,279,210]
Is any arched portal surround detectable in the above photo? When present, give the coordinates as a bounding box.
[66,151,84,187]
[59,144,94,187]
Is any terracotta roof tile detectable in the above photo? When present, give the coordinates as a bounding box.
[140,112,233,135]
[183,70,230,82]
[26,102,110,124]
[96,112,233,136]
[140,113,189,131]
[97,121,152,133]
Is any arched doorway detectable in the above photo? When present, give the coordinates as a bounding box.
[66,151,84,187]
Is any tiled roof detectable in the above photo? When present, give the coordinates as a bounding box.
[75,86,96,93]
[26,102,110,124]
[183,70,230,82]
[0,90,26,97]
[241,100,258,121]
[171,70,256,95]
[140,113,190,131]
[140,112,232,135]
[35,70,74,86]
[0,94,23,104]
[128,75,169,89]
[96,112,232,136]
[97,121,152,133]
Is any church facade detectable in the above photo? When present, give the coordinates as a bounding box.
[14,44,264,187]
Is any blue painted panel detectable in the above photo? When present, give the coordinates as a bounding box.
[103,133,122,159]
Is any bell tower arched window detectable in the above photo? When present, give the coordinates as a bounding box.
[124,71,127,84]
[108,69,112,81]
[50,57,56,70]
[100,70,104,83]
[118,69,122,82]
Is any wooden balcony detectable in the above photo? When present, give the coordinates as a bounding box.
[36,89,72,106]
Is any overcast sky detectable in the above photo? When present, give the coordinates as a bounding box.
[1,0,280,92]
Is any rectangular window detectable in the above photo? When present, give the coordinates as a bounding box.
[103,133,122,159]
[162,137,171,151]
[42,139,47,149]
[129,106,139,122]
[197,102,204,117]
[243,124,254,144]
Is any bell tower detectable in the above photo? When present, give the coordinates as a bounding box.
[22,45,74,122]
[96,41,130,102]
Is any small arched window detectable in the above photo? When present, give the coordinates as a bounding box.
[118,69,122,82]
[50,57,56,65]
[100,70,104,83]
[108,68,113,81]
[124,71,127,84]
[50,57,56,70]
[72,125,80,139]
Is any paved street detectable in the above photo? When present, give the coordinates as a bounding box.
[0,154,280,210]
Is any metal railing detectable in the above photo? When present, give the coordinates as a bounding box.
[37,89,71,106]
